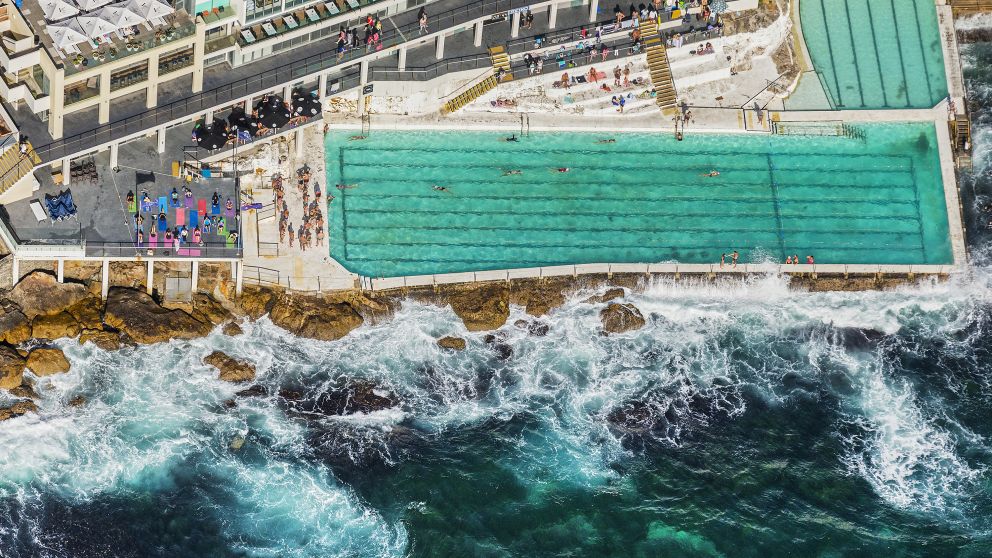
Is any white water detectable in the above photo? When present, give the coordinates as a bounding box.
[0,270,989,554]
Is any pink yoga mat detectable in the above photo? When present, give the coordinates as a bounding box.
[176,209,186,226]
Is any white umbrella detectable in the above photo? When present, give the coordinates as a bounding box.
[47,19,88,49]
[39,0,79,21]
[125,0,173,21]
[76,14,119,39]
[74,0,113,10]
[96,4,144,28]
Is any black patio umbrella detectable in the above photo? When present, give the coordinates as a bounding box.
[255,95,291,129]
[291,91,322,118]
[228,107,259,138]
[194,118,229,150]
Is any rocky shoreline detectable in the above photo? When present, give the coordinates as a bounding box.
[0,269,944,419]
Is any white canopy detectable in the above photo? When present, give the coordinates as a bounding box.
[47,19,88,49]
[125,0,173,20]
[39,0,79,21]
[74,0,113,11]
[96,4,144,28]
[76,14,118,38]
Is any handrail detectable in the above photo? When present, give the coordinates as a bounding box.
[29,0,534,163]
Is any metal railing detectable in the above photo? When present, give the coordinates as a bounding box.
[85,240,242,259]
[29,0,535,163]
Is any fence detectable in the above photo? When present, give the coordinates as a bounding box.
[85,241,241,259]
[30,0,536,163]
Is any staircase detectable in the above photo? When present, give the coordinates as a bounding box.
[489,46,513,82]
[638,16,658,41]
[644,38,677,111]
[441,73,498,114]
[0,141,40,195]
[954,114,971,150]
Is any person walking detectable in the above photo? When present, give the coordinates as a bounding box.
[418,7,428,34]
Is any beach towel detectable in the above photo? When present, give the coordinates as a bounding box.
[176,209,186,226]
[198,199,207,216]
[184,196,194,209]
[190,210,199,229]
[158,196,168,213]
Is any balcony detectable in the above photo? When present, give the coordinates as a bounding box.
[238,0,381,48]
[62,18,197,77]
[64,77,100,106]
[159,48,194,75]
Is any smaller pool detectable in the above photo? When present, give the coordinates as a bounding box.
[798,0,947,110]
[325,125,952,277]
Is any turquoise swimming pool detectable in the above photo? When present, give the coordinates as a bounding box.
[325,125,952,277]
[799,0,947,110]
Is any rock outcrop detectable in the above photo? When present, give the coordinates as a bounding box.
[103,288,212,344]
[509,278,569,317]
[0,306,30,345]
[583,288,625,304]
[268,295,363,341]
[8,271,89,319]
[203,351,256,382]
[79,329,122,351]
[222,322,244,336]
[310,381,399,415]
[445,283,510,331]
[600,303,646,334]
[31,311,82,340]
[0,344,26,390]
[0,400,38,421]
[26,348,71,376]
[437,336,466,351]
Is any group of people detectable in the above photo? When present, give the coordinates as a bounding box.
[785,255,815,265]
[335,13,386,60]
[126,188,237,249]
[274,165,326,251]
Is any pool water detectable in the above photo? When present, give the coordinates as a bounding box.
[799,0,947,110]
[325,126,952,277]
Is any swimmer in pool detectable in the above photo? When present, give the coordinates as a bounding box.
[505,134,519,142]
[432,185,450,192]
[701,170,720,177]
[555,167,570,173]
[502,169,522,176]
[596,138,616,144]
[336,184,358,190]
[348,135,367,141]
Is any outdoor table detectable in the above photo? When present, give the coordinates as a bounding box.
[262,22,278,36]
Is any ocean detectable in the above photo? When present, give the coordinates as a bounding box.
[3,48,992,558]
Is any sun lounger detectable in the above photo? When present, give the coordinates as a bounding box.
[29,200,47,222]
